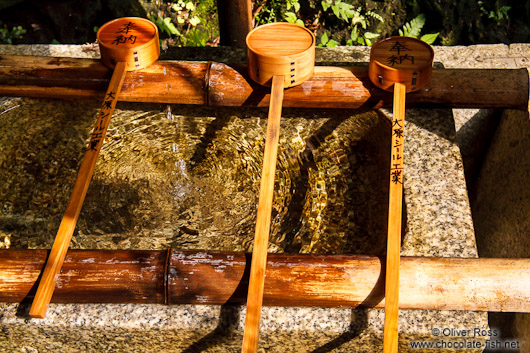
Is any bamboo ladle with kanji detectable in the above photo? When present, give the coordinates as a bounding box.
[368,37,434,352]
[29,17,160,318]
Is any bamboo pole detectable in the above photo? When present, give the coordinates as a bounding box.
[0,55,527,110]
[2,249,530,312]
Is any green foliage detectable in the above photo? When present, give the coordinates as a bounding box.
[398,14,439,45]
[255,0,303,26]
[0,24,26,44]
[254,0,383,46]
[147,0,218,48]
[154,16,180,36]
[318,0,383,46]
[318,31,338,47]
[398,13,425,38]
[419,32,439,45]
[478,1,510,23]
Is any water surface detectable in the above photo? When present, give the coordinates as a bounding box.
[0,98,390,255]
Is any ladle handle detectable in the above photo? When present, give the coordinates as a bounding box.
[383,81,406,353]
[29,61,128,319]
[242,75,284,353]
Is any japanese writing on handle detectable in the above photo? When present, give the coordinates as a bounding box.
[390,115,404,184]
[88,91,116,150]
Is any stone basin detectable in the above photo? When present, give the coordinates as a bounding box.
[0,44,489,352]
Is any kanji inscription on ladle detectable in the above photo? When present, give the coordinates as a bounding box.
[388,41,414,66]
[368,36,434,353]
[369,37,434,94]
[112,21,138,45]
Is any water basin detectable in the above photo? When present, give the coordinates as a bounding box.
[0,97,393,256]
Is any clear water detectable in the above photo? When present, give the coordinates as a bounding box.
[0,98,390,255]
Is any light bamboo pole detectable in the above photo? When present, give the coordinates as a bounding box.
[368,37,434,353]
[3,249,530,312]
[242,23,315,353]
[29,17,160,319]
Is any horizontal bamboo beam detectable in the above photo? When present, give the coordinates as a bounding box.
[2,249,529,312]
[0,55,527,110]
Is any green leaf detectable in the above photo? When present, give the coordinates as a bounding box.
[364,31,379,39]
[189,16,201,26]
[296,19,305,27]
[331,5,340,19]
[185,1,195,11]
[294,2,301,12]
[320,31,329,45]
[321,0,330,12]
[164,18,180,35]
[157,17,180,36]
[351,26,358,41]
[399,14,425,38]
[420,32,439,45]
[367,10,384,23]
[327,39,338,47]
[284,12,298,24]
[338,3,354,20]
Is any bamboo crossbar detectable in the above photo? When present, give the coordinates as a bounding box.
[2,249,529,312]
[0,55,527,110]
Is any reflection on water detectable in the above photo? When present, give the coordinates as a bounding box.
[0,98,390,255]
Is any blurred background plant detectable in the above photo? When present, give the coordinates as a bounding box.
[397,14,438,45]
[0,22,26,44]
[143,0,219,49]
[0,0,526,46]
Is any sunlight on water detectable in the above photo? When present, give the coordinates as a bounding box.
[0,98,390,255]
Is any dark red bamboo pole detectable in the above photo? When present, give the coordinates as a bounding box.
[2,249,530,312]
[0,55,527,110]
[217,0,253,47]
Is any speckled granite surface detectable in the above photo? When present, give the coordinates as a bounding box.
[0,44,500,352]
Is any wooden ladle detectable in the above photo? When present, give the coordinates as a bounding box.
[29,17,160,319]
[242,23,315,353]
[368,37,434,352]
